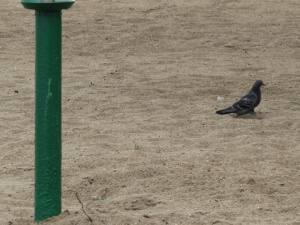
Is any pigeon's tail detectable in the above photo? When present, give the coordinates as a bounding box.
[216,106,236,115]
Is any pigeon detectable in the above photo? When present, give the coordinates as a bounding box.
[216,80,265,118]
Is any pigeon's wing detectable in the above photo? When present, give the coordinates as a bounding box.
[233,91,258,110]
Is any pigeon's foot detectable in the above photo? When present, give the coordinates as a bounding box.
[230,114,238,118]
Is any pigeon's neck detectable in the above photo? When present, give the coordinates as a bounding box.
[250,86,261,100]
[251,85,261,92]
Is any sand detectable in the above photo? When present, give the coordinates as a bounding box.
[1,0,300,224]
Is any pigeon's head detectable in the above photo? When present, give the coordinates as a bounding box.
[253,80,265,88]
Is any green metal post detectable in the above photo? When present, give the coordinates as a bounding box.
[35,11,62,221]
[20,0,74,221]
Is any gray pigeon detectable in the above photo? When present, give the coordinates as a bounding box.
[216,80,265,117]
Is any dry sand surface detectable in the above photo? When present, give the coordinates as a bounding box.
[1,0,300,224]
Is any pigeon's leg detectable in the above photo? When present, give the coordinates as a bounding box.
[249,110,258,118]
[250,110,262,119]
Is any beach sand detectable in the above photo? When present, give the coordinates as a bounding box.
[1,0,300,224]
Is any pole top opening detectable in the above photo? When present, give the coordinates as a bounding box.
[21,0,75,11]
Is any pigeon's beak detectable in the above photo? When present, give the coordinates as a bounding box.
[262,82,266,86]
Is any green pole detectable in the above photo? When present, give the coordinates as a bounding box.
[35,10,62,221]
[20,0,74,221]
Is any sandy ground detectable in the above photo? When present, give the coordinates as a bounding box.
[1,0,300,224]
